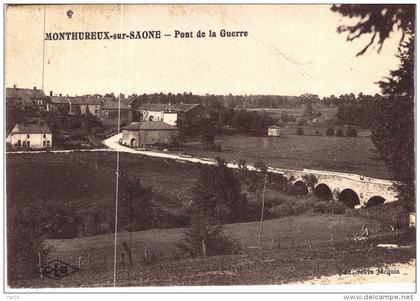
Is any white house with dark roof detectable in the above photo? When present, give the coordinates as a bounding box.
[121,121,179,147]
[6,123,52,149]
[134,103,208,126]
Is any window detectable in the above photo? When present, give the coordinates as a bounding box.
[27,134,30,139]
[43,134,46,138]
[43,141,46,146]
[47,141,50,147]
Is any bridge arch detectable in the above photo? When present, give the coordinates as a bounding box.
[366,196,385,208]
[292,180,308,195]
[339,188,360,208]
[314,183,333,201]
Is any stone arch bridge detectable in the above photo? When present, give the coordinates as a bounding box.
[265,167,398,209]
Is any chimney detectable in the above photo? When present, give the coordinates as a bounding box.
[13,84,16,89]
[59,93,62,97]
[33,86,37,90]
[49,91,53,96]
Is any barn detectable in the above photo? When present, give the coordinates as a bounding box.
[121,121,179,147]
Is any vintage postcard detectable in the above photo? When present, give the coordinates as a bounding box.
[3,3,416,295]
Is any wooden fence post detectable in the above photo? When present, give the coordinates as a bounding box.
[144,250,149,265]
[78,256,82,269]
[122,241,133,267]
[88,253,92,271]
[201,239,207,257]
[38,252,43,279]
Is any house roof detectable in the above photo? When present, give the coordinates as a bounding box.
[11,123,52,134]
[123,121,178,131]
[136,103,199,113]
[49,96,71,104]
[102,101,130,110]
[70,96,103,105]
[6,88,46,107]
[268,125,281,129]
[6,87,46,99]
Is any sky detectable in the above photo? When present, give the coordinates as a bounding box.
[5,4,404,97]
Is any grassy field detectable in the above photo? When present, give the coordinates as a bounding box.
[182,134,391,179]
[247,104,339,124]
[10,213,414,287]
[6,152,201,208]
[44,213,398,273]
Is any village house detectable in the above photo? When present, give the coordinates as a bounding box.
[46,93,106,118]
[70,96,103,118]
[6,85,48,111]
[48,93,71,113]
[121,121,179,147]
[267,125,281,137]
[134,103,208,126]
[100,101,133,127]
[6,123,52,149]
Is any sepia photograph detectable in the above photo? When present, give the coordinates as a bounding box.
[3,3,416,295]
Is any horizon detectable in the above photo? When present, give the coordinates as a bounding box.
[6,84,382,99]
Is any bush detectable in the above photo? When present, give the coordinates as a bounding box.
[267,197,347,218]
[346,127,358,137]
[177,218,240,257]
[296,127,304,136]
[335,128,344,137]
[8,206,51,281]
[315,130,321,136]
[326,127,335,136]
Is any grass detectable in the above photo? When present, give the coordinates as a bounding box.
[6,152,201,208]
[10,214,414,288]
[43,214,397,273]
[182,134,391,179]
[247,104,339,124]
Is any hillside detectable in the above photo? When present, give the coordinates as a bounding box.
[10,213,415,288]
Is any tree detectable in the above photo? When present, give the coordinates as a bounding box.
[326,127,335,137]
[346,127,358,137]
[335,128,344,137]
[8,206,50,281]
[303,103,314,116]
[191,158,248,223]
[332,5,415,210]
[198,118,216,148]
[118,176,155,231]
[296,127,304,136]
[179,158,244,256]
[331,5,414,56]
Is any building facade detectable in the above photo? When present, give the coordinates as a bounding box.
[6,123,52,149]
[121,121,179,147]
[267,125,281,137]
[134,103,208,126]
[100,101,133,127]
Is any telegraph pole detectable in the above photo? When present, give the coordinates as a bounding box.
[258,174,268,251]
